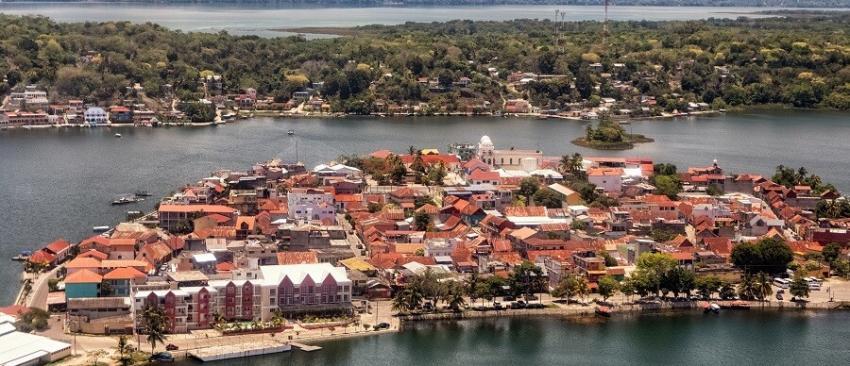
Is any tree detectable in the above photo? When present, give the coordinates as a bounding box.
[559,153,585,180]
[413,211,431,231]
[789,270,810,301]
[731,237,793,275]
[833,259,850,279]
[597,276,619,301]
[719,281,736,300]
[706,184,723,196]
[822,243,842,265]
[635,252,677,296]
[695,276,721,299]
[509,261,545,301]
[620,278,636,302]
[140,305,168,354]
[754,272,773,301]
[446,282,467,311]
[533,188,563,209]
[653,175,682,200]
[737,273,757,300]
[575,67,594,99]
[518,177,540,202]
[15,308,50,333]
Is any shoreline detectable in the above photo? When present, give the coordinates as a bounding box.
[399,299,850,323]
[0,110,728,132]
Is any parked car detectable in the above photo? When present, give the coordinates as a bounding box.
[502,295,516,301]
[150,352,174,363]
[165,344,179,351]
[375,322,390,329]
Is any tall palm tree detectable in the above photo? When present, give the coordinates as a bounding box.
[754,272,773,302]
[558,155,572,175]
[737,274,757,300]
[141,306,168,354]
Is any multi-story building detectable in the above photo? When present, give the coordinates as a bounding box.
[287,188,336,223]
[84,107,108,126]
[133,263,351,333]
[1,112,50,127]
[157,204,237,232]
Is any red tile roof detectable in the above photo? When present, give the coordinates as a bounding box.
[66,256,102,268]
[79,249,108,260]
[28,249,55,265]
[469,169,501,181]
[158,204,236,214]
[103,267,146,280]
[45,239,71,254]
[216,261,236,272]
[65,269,103,284]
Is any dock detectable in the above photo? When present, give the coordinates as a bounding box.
[291,342,322,352]
[189,340,292,361]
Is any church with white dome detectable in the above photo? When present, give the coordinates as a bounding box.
[476,135,543,171]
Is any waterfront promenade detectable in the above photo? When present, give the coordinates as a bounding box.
[41,278,850,365]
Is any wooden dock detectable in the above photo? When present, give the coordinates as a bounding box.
[291,342,322,352]
[189,340,292,361]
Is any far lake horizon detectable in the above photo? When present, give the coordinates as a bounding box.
[0,3,821,37]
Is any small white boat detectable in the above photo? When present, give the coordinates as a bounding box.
[287,129,295,136]
[114,133,122,138]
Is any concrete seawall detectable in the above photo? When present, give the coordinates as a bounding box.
[399,300,850,323]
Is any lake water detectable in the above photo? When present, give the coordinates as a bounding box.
[2,111,850,303]
[0,3,794,37]
[174,311,850,365]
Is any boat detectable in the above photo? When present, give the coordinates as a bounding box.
[287,129,295,136]
[134,190,152,197]
[112,196,143,205]
[12,250,32,262]
[92,226,110,232]
[114,133,122,138]
[702,302,720,314]
[595,306,612,317]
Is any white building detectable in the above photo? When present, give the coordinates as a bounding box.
[287,188,336,223]
[312,164,362,178]
[0,314,71,365]
[477,135,543,170]
[84,107,108,126]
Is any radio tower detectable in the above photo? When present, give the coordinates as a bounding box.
[603,0,610,46]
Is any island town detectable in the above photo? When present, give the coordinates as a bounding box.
[5,135,850,365]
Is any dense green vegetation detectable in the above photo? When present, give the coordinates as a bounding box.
[572,118,653,150]
[6,14,850,113]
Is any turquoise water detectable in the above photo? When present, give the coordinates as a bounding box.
[176,311,850,365]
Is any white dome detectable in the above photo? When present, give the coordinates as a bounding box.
[479,135,494,147]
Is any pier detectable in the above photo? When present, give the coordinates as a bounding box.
[291,342,323,352]
[188,340,292,361]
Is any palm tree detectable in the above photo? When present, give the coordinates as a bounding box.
[447,282,466,311]
[754,272,773,302]
[141,306,167,354]
[737,274,757,300]
[271,310,285,328]
[558,155,572,175]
